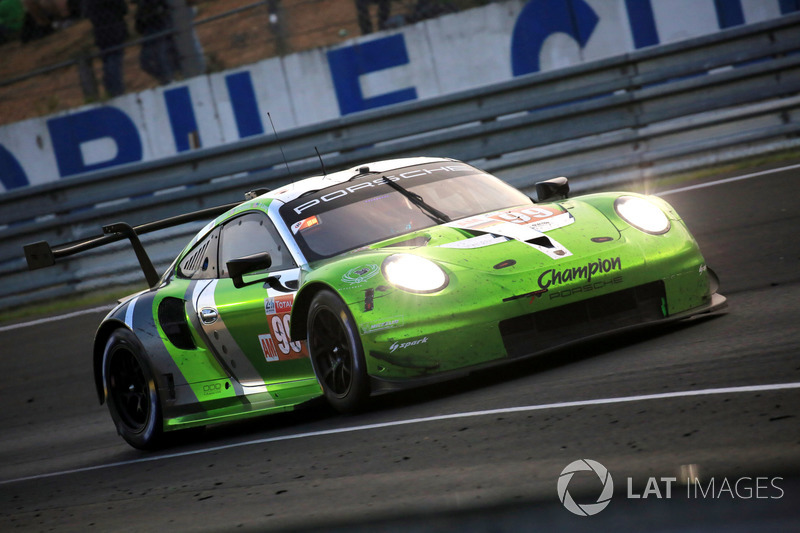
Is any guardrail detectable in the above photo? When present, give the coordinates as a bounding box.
[2,12,800,309]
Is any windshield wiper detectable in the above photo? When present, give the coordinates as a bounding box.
[383,178,451,224]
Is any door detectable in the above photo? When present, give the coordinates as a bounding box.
[193,212,313,391]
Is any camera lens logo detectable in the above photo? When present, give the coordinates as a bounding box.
[557,459,614,516]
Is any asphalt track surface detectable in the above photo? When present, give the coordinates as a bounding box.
[1,164,799,532]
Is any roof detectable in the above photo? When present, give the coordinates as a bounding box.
[183,157,460,254]
[260,157,457,205]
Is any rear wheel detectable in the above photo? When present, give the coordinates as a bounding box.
[103,329,164,450]
[307,290,369,413]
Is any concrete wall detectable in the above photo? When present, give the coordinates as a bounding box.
[0,0,794,192]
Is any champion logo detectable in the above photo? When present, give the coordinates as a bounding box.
[538,257,622,289]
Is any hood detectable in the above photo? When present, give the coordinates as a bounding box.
[370,200,622,274]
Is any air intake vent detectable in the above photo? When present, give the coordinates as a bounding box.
[499,282,666,358]
[158,297,196,350]
[183,240,209,272]
[527,236,554,248]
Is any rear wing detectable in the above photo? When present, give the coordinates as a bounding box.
[23,201,241,288]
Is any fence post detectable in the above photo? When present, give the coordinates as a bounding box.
[166,0,206,78]
[267,0,289,56]
[77,55,99,102]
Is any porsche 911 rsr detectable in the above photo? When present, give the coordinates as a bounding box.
[24,157,725,448]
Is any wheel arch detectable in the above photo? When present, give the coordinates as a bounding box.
[305,287,370,411]
[290,281,338,342]
[93,319,130,405]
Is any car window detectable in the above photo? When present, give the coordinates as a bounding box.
[281,164,533,261]
[218,212,295,277]
[177,228,220,280]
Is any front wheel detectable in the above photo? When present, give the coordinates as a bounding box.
[307,290,369,413]
[103,328,164,449]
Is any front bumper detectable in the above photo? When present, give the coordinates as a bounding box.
[357,228,724,386]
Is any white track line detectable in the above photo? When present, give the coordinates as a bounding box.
[2,381,798,486]
[657,162,800,197]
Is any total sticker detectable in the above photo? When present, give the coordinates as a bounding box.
[265,294,294,316]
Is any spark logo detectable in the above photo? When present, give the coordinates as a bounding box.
[389,336,428,353]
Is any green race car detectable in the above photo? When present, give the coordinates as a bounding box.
[24,157,726,449]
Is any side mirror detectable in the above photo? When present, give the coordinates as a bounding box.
[227,252,272,289]
[535,177,569,202]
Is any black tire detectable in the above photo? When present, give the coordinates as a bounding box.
[307,290,370,413]
[103,328,164,450]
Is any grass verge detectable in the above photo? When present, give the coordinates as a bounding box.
[0,283,145,325]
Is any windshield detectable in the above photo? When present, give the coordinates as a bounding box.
[280,163,533,261]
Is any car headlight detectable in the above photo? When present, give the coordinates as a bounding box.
[614,196,671,235]
[382,254,449,293]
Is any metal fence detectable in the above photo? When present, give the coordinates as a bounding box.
[2,12,800,309]
[0,0,484,126]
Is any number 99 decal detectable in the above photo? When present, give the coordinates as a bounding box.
[259,310,308,362]
[271,314,303,355]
